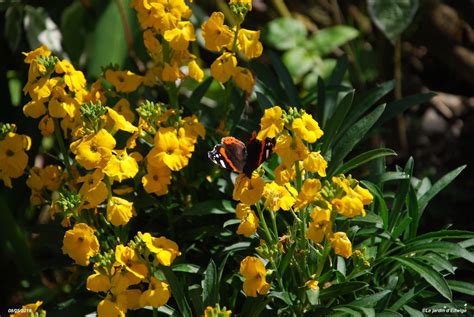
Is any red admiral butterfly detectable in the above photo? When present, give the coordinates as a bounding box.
[208,132,275,177]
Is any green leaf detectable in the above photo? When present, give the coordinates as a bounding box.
[278,243,296,276]
[361,180,389,229]
[7,70,22,107]
[183,200,235,216]
[367,0,419,43]
[378,171,409,183]
[350,290,391,307]
[402,306,424,317]
[320,90,354,155]
[306,26,359,56]
[60,1,86,63]
[161,266,193,316]
[406,230,474,244]
[335,148,397,175]
[87,0,130,77]
[173,264,201,274]
[390,158,413,227]
[184,77,213,112]
[447,280,474,296]
[423,254,455,274]
[282,47,316,80]
[4,5,23,52]
[256,91,274,110]
[389,285,426,311]
[418,165,466,213]
[406,185,420,239]
[269,291,295,306]
[402,241,474,263]
[202,259,218,307]
[391,216,412,240]
[23,5,47,50]
[329,104,386,176]
[319,282,368,299]
[391,257,452,301]
[263,17,307,50]
[269,50,300,105]
[333,307,362,317]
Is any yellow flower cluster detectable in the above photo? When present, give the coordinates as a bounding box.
[86,232,180,316]
[0,124,31,188]
[231,105,374,295]
[202,2,262,93]
[131,0,204,84]
[9,300,46,317]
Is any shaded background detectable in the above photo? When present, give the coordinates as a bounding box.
[1,0,473,314]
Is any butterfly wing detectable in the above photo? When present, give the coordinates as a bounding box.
[208,137,247,173]
[243,133,275,177]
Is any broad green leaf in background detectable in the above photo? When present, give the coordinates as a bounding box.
[202,259,218,307]
[87,0,130,77]
[263,17,307,50]
[306,25,359,56]
[282,47,317,80]
[367,0,419,43]
[5,5,23,52]
[60,0,86,64]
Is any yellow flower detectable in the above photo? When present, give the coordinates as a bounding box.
[164,21,196,50]
[256,106,284,140]
[161,62,181,82]
[240,256,270,297]
[142,163,172,196]
[201,12,234,52]
[354,185,373,205]
[55,59,86,92]
[233,174,265,205]
[274,162,298,185]
[182,115,206,140]
[211,52,237,83]
[305,279,319,290]
[303,151,327,177]
[139,277,171,308]
[104,150,139,182]
[23,99,47,118]
[107,197,135,226]
[237,29,263,59]
[87,271,111,293]
[274,134,309,166]
[294,178,321,210]
[292,112,323,143]
[27,77,60,102]
[143,29,163,56]
[22,45,51,63]
[105,69,143,93]
[188,60,204,82]
[139,232,181,266]
[0,132,31,188]
[38,115,54,136]
[307,206,332,244]
[11,301,44,317]
[147,127,189,171]
[41,165,63,190]
[113,98,135,123]
[115,244,148,280]
[236,203,259,237]
[78,169,108,208]
[330,232,352,258]
[332,195,365,218]
[263,182,297,212]
[62,223,100,266]
[107,107,138,133]
[204,305,232,317]
[71,129,116,170]
[98,295,127,317]
[48,86,78,118]
[234,67,255,93]
[119,289,143,310]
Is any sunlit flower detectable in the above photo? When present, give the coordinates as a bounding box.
[240,256,270,297]
[87,271,111,293]
[0,132,31,188]
[188,60,204,82]
[71,129,116,170]
[294,178,321,210]
[211,52,237,83]
[237,29,263,59]
[139,232,180,266]
[233,174,265,205]
[62,223,100,266]
[23,99,47,118]
[181,115,205,140]
[332,195,365,218]
[113,98,135,123]
[104,150,139,182]
[263,182,297,212]
[234,67,255,93]
[256,106,284,140]
[115,244,148,280]
[22,45,51,64]
[201,12,234,52]
[105,70,143,93]
[107,196,135,226]
[292,112,323,143]
[142,163,172,196]
[78,169,108,208]
[139,277,171,308]
[236,203,259,237]
[147,127,189,171]
[164,21,196,50]
[274,134,309,166]
[330,232,352,258]
[161,62,181,82]
[307,206,332,244]
[55,59,86,92]
[11,301,44,317]
[303,151,327,177]
[107,107,138,133]
[98,295,127,317]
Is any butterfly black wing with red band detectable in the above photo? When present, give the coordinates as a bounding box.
[208,132,275,177]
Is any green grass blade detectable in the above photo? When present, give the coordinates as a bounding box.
[334,148,397,175]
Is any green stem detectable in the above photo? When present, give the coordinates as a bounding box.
[53,119,73,178]
[315,241,330,278]
[153,307,158,317]
[270,208,278,241]
[256,203,274,243]
[271,0,291,17]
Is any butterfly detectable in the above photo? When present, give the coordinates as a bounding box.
[208,132,275,177]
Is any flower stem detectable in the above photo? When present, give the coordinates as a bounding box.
[256,203,274,243]
[53,119,73,178]
[153,307,158,317]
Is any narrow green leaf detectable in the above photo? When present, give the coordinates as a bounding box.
[361,180,389,229]
[329,104,386,176]
[350,290,391,307]
[250,60,286,102]
[161,266,193,316]
[319,282,368,299]
[172,264,201,274]
[378,171,409,183]
[202,259,218,307]
[183,200,235,216]
[269,291,295,306]
[418,165,466,213]
[256,91,274,110]
[423,254,455,274]
[391,216,412,240]
[60,1,86,63]
[406,185,420,239]
[406,230,474,244]
[402,241,474,263]
[335,148,397,175]
[389,158,413,229]
[184,77,213,112]
[5,5,23,52]
[320,90,354,155]
[333,307,362,317]
[402,306,424,317]
[269,50,300,106]
[278,243,296,276]
[389,285,426,311]
[391,257,452,301]
[447,280,474,296]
